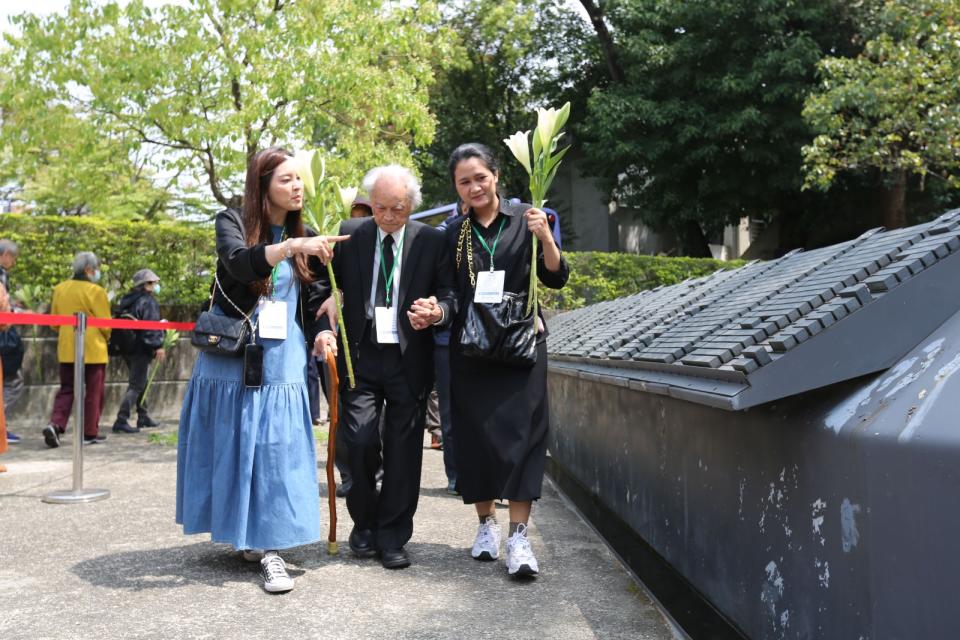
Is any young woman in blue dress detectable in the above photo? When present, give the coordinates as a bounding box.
[176,146,344,593]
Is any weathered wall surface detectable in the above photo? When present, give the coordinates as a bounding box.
[547,310,960,639]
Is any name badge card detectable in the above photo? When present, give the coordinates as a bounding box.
[474,270,505,304]
[375,306,400,344]
[258,300,287,340]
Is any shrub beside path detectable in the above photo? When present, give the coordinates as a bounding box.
[0,424,679,640]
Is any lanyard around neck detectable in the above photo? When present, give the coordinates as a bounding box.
[471,217,506,271]
[378,230,405,307]
[270,229,287,298]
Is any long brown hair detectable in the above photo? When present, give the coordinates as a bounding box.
[242,146,313,296]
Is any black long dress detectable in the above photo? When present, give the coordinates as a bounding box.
[446,199,569,504]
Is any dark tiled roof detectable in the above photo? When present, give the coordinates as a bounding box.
[547,209,960,409]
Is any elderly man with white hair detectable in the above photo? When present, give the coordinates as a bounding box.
[316,164,456,569]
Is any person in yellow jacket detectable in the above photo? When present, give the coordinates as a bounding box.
[42,252,111,447]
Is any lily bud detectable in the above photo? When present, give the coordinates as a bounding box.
[503,130,532,174]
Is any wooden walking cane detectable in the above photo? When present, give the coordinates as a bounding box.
[324,349,340,554]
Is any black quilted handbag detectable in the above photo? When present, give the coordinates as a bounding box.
[459,292,537,368]
[190,273,252,357]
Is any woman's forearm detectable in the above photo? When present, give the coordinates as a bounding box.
[540,235,561,272]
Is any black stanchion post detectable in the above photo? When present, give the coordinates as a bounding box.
[43,312,110,504]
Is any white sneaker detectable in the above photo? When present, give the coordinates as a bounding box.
[471,517,501,561]
[260,553,294,593]
[241,549,263,562]
[505,524,539,577]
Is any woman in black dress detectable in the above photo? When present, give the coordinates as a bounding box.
[444,143,568,577]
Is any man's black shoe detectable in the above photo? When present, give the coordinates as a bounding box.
[112,421,140,434]
[42,424,60,449]
[83,434,107,445]
[137,416,160,428]
[348,528,377,559]
[335,482,351,498]
[380,547,410,570]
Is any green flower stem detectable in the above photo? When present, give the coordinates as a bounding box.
[528,235,539,319]
[327,261,355,389]
[142,360,161,405]
[142,330,178,405]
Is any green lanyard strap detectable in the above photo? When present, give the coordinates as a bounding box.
[471,217,506,271]
[270,230,287,299]
[378,230,405,307]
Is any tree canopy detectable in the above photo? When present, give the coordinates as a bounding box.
[802,0,960,229]
[0,0,448,215]
[416,0,600,207]
[579,0,865,255]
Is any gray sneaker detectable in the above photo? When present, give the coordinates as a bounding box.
[260,553,293,593]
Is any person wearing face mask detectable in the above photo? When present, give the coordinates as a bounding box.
[42,251,112,447]
[110,268,166,434]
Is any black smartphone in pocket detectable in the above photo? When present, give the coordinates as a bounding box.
[243,343,264,388]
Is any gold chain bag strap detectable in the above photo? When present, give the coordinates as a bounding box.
[456,217,537,368]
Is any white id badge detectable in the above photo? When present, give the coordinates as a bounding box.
[375,306,400,344]
[474,270,505,304]
[258,300,287,340]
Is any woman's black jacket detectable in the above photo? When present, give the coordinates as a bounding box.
[209,208,328,346]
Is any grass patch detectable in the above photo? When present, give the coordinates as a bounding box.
[314,425,329,444]
[148,431,179,446]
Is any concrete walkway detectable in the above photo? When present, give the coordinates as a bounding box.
[0,425,679,640]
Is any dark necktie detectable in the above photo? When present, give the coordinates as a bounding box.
[376,234,395,308]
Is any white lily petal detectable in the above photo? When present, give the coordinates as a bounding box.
[339,186,359,214]
[536,108,557,155]
[295,149,316,199]
[503,130,532,174]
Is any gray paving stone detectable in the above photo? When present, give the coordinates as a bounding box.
[0,428,679,640]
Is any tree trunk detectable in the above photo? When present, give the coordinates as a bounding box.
[673,219,712,257]
[880,169,907,229]
[578,0,625,84]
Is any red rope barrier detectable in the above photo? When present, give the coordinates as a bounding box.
[87,317,196,331]
[0,312,195,331]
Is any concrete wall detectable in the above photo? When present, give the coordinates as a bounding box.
[550,150,617,252]
[5,332,195,430]
[546,310,960,639]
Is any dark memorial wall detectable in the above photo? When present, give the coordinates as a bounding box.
[546,209,960,639]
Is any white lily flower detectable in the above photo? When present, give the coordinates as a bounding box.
[503,130,532,174]
[294,149,316,199]
[504,102,571,318]
[536,108,558,155]
[339,186,359,214]
[535,103,572,154]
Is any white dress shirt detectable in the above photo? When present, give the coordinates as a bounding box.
[368,225,405,323]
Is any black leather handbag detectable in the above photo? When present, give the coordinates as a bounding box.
[459,292,537,368]
[190,273,252,357]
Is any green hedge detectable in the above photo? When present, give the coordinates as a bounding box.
[0,214,215,308]
[541,251,747,311]
[0,215,744,314]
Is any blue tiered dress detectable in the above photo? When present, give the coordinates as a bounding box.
[176,226,320,551]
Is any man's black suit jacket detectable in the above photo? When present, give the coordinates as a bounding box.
[318,217,456,396]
